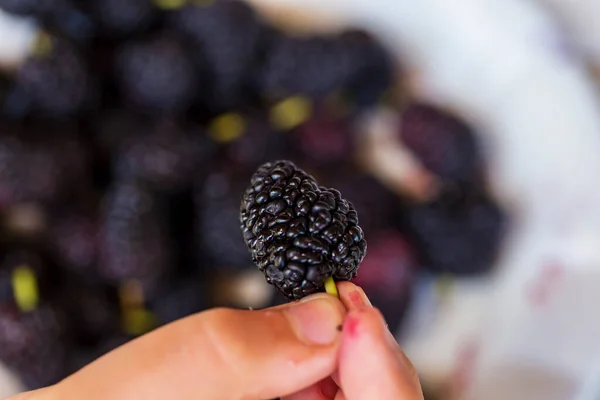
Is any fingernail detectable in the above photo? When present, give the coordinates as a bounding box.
[348,288,372,309]
[286,297,343,345]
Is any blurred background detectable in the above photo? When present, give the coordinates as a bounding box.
[1,0,600,399]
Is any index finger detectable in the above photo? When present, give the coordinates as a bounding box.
[335,282,423,400]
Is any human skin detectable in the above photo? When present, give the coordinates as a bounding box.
[3,282,423,400]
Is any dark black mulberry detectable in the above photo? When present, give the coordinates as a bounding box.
[404,185,507,276]
[0,304,68,390]
[169,0,264,109]
[196,168,255,272]
[290,110,355,167]
[240,160,367,300]
[54,278,119,346]
[320,171,401,235]
[0,0,94,42]
[399,103,484,186]
[148,275,209,325]
[0,121,90,207]
[15,37,95,117]
[257,34,355,101]
[353,230,415,330]
[114,121,207,193]
[115,33,199,114]
[47,210,98,275]
[0,0,58,15]
[339,29,395,108]
[217,113,288,169]
[98,180,173,297]
[91,0,157,36]
[256,29,394,105]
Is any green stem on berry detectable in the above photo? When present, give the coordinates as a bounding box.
[324,276,339,298]
[11,265,39,313]
[152,0,188,10]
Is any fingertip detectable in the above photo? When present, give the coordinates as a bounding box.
[337,283,372,311]
[336,281,359,295]
[338,308,422,400]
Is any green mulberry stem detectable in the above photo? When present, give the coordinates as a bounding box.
[324,276,339,298]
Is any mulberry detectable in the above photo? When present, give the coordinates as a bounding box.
[240,160,367,300]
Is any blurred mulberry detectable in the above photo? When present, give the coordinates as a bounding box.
[339,29,395,108]
[220,114,288,169]
[149,275,209,325]
[47,210,98,275]
[353,231,415,297]
[353,230,415,330]
[291,111,355,167]
[15,37,96,117]
[0,0,58,15]
[98,180,173,296]
[321,171,401,235]
[114,121,208,193]
[0,304,68,390]
[116,33,199,114]
[91,0,157,36]
[55,279,118,346]
[404,185,507,276]
[0,122,90,207]
[257,35,354,100]
[170,0,264,108]
[90,109,152,156]
[257,29,394,105]
[195,168,254,272]
[400,103,484,185]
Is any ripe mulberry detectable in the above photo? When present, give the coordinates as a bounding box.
[115,33,199,114]
[404,185,507,276]
[114,121,206,193]
[98,180,173,296]
[170,0,264,109]
[0,304,68,389]
[399,103,484,185]
[0,0,58,16]
[256,29,394,106]
[15,38,95,117]
[196,168,255,272]
[240,160,367,300]
[91,0,157,36]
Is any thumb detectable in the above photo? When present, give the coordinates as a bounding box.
[53,294,346,400]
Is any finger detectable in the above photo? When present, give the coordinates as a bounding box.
[338,307,424,400]
[336,282,371,312]
[281,281,368,400]
[282,377,339,400]
[334,391,347,400]
[3,388,55,400]
[55,294,346,400]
